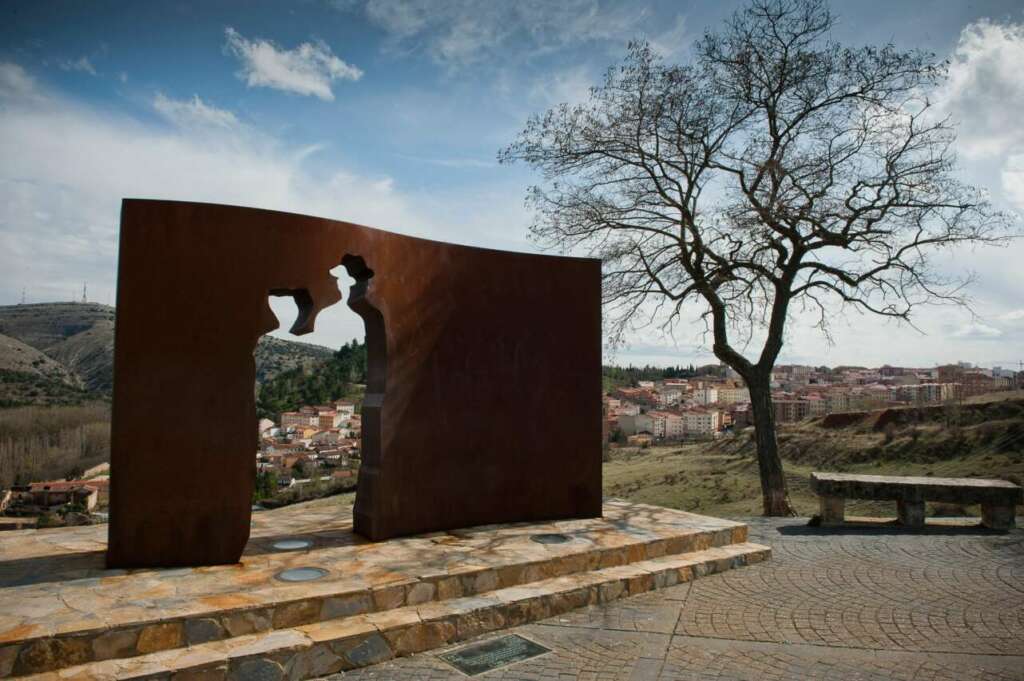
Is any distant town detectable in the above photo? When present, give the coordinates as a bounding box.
[255,400,362,493]
[2,358,1021,528]
[605,362,1021,447]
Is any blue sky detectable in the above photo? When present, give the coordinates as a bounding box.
[2,0,1023,369]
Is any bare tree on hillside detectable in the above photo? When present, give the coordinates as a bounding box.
[500,0,1015,514]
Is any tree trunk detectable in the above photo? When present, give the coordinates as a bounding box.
[746,372,795,516]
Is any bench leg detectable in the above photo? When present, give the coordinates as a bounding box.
[819,496,845,525]
[981,504,1016,530]
[897,500,925,527]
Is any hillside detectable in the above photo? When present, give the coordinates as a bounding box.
[0,303,115,394]
[0,302,338,406]
[253,335,335,384]
[0,332,80,385]
[605,396,1024,518]
[256,339,366,419]
[0,332,90,407]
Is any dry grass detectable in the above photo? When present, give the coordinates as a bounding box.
[605,398,1024,519]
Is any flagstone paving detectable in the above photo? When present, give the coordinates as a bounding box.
[336,516,1024,680]
[0,501,761,676]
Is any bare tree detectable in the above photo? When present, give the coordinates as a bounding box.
[500,0,1015,515]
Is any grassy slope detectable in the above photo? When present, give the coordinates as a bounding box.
[604,395,1024,519]
[604,447,1024,518]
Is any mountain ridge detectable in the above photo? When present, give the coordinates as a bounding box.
[0,302,336,406]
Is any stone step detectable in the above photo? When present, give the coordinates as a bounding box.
[1,503,748,677]
[21,542,771,681]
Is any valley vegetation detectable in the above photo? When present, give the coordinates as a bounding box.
[0,404,110,488]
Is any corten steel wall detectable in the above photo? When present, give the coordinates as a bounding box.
[108,200,602,568]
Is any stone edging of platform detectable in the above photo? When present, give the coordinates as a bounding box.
[17,543,771,680]
[2,515,747,676]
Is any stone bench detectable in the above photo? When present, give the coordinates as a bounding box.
[810,472,1023,530]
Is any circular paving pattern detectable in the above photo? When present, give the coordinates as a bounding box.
[335,517,1024,680]
[676,520,1024,656]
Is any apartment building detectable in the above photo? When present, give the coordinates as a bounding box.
[656,388,682,407]
[772,399,810,423]
[694,387,718,406]
[716,386,750,405]
[281,411,318,429]
[683,409,720,435]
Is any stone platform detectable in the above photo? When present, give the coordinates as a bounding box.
[0,500,769,679]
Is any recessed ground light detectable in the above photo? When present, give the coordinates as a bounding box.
[273,538,313,551]
[275,567,328,582]
[530,533,571,544]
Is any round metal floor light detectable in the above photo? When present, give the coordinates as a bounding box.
[272,538,313,551]
[275,567,328,582]
[530,533,571,545]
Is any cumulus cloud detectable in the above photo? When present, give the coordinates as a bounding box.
[0,61,534,346]
[57,56,97,76]
[0,61,413,337]
[356,0,648,67]
[935,19,1024,161]
[223,27,362,101]
[153,93,239,129]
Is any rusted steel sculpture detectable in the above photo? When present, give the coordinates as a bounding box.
[108,200,602,567]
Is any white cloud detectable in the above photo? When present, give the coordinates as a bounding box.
[58,56,97,76]
[358,0,648,67]
[153,93,239,130]
[935,19,1024,161]
[528,65,595,107]
[223,27,362,101]
[0,61,534,347]
[1002,152,1024,213]
[0,61,414,342]
[951,322,1003,339]
[999,309,1024,322]
[648,15,687,59]
[0,62,41,99]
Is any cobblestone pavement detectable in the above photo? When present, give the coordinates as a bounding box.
[331,517,1024,680]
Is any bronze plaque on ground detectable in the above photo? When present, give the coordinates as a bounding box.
[438,634,551,676]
